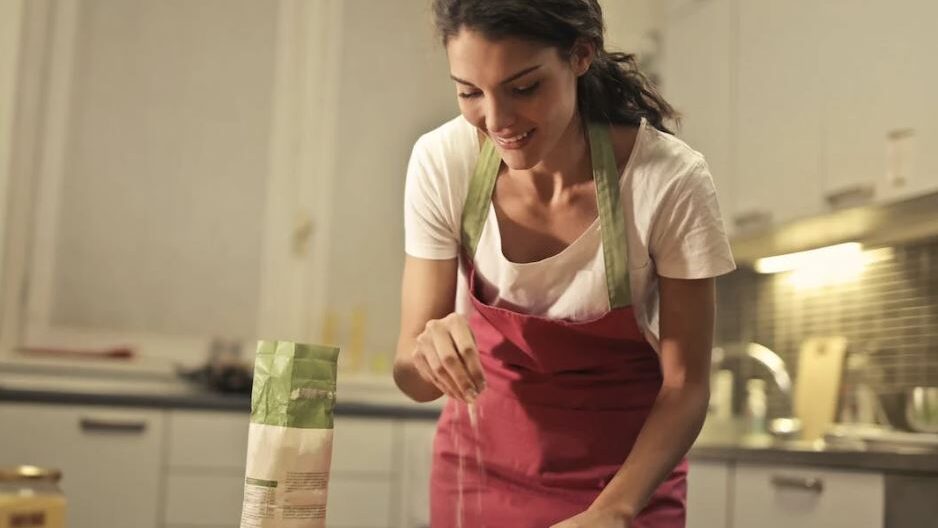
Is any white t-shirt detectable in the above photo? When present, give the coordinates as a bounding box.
[403,115,736,353]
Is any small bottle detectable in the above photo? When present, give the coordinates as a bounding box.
[0,466,66,528]
[745,378,768,436]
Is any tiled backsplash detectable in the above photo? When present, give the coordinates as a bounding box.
[715,236,938,418]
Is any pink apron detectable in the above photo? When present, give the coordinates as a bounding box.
[430,122,687,527]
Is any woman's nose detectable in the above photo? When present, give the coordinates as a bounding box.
[484,96,515,134]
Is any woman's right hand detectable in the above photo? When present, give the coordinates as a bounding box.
[411,313,486,402]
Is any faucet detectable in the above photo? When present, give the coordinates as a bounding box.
[711,342,793,416]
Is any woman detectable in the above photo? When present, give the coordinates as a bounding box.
[394,1,735,526]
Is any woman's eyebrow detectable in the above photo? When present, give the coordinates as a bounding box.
[450,65,542,87]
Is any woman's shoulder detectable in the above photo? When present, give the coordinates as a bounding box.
[619,120,710,196]
[406,115,478,221]
[412,114,480,168]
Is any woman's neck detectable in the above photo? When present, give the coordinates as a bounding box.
[506,116,593,205]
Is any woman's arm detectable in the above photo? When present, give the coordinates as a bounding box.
[554,275,714,526]
[393,255,485,403]
[595,275,713,519]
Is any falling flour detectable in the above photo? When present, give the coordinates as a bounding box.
[454,400,487,528]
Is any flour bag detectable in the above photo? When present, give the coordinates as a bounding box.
[240,340,340,528]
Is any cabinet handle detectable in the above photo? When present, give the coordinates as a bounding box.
[79,417,147,434]
[824,183,875,209]
[770,474,824,493]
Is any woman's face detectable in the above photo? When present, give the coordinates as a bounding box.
[445,29,591,170]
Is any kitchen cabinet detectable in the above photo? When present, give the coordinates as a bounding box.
[164,410,248,527]
[0,400,438,528]
[662,0,736,235]
[329,417,400,527]
[398,420,437,528]
[0,403,164,528]
[662,0,938,234]
[818,0,938,206]
[731,463,884,528]
[734,0,825,229]
[164,410,414,528]
[686,460,732,528]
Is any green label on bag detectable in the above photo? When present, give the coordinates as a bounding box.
[245,477,278,488]
[250,340,340,429]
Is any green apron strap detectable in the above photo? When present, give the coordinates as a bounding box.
[589,122,632,308]
[460,123,632,308]
[460,138,500,257]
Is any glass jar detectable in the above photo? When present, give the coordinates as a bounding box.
[0,466,66,528]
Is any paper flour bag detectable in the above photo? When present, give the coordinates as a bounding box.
[240,340,339,528]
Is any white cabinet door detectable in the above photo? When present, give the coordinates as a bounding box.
[686,460,731,528]
[732,463,884,528]
[328,417,399,527]
[0,403,164,528]
[167,410,249,471]
[164,473,245,527]
[735,0,825,229]
[398,420,437,528]
[662,0,736,235]
[164,410,249,527]
[819,0,938,205]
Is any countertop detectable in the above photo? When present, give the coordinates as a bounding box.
[0,360,442,420]
[690,441,938,475]
[2,360,937,475]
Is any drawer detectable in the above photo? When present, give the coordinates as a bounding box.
[732,463,884,528]
[168,410,249,469]
[164,473,244,526]
[331,417,396,474]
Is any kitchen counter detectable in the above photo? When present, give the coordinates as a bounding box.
[0,362,442,420]
[690,441,938,475]
[3,361,936,476]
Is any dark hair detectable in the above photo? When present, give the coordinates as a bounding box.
[432,0,678,134]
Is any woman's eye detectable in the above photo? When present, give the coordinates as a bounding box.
[513,82,540,95]
[458,91,482,99]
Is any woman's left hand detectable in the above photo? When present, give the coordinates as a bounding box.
[549,507,631,528]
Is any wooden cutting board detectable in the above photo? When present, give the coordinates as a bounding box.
[793,336,848,441]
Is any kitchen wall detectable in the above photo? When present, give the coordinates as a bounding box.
[716,236,938,416]
[0,0,24,299]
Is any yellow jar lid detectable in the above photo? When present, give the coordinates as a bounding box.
[0,466,62,482]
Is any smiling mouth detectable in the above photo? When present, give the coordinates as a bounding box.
[492,129,534,149]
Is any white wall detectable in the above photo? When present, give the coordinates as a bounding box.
[601,0,664,58]
[323,0,457,370]
[44,0,276,337]
[0,0,25,291]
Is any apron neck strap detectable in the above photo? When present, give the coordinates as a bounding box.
[461,122,632,308]
[588,122,632,309]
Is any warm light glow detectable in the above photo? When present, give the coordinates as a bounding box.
[754,243,894,290]
[754,243,863,274]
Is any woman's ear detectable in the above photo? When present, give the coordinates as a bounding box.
[570,39,595,77]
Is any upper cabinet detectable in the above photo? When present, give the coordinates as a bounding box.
[662,0,938,236]
[734,0,825,229]
[662,0,736,235]
[818,0,938,206]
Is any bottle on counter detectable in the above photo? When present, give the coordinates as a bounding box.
[745,378,768,437]
[0,466,66,528]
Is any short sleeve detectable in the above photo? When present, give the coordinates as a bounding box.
[650,160,736,279]
[403,135,460,259]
